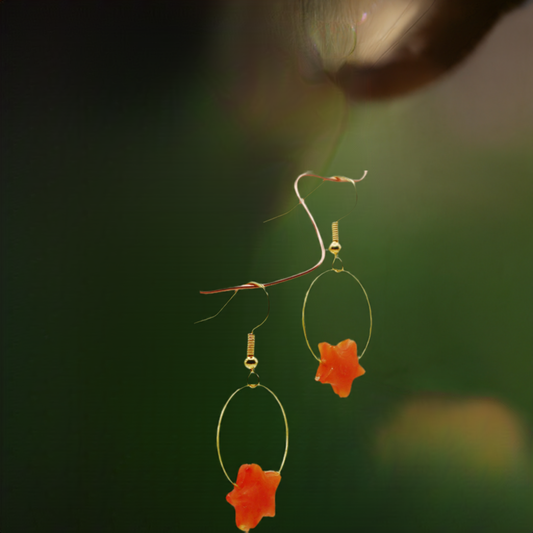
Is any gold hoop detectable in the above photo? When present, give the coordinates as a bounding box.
[302,268,373,362]
[216,384,289,487]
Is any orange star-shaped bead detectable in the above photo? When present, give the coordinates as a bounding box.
[226,464,281,532]
[315,338,365,397]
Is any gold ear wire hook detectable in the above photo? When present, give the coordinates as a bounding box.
[328,174,362,267]
[329,221,344,269]
[329,221,342,256]
[248,282,270,334]
[244,282,269,375]
[333,172,362,225]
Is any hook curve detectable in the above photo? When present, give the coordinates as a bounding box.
[248,282,270,333]
[195,281,270,331]
[200,170,368,294]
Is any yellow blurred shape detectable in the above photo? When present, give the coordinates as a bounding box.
[376,396,529,477]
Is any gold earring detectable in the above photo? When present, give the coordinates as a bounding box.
[216,283,289,532]
[302,220,373,398]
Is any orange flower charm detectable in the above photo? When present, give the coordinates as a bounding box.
[226,464,281,531]
[316,339,365,397]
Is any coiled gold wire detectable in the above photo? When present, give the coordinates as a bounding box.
[332,221,339,243]
[246,333,255,357]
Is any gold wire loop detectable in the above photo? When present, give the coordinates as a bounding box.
[331,254,344,270]
[302,268,373,362]
[216,384,289,487]
[247,371,260,388]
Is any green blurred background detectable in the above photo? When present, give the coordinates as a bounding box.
[2,2,532,532]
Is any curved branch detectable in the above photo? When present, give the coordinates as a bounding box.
[200,170,368,295]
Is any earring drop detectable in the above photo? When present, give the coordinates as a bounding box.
[216,283,289,532]
[302,220,373,398]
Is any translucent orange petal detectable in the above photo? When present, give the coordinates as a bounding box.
[226,464,281,531]
[316,339,364,397]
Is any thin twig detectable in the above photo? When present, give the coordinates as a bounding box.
[199,170,368,295]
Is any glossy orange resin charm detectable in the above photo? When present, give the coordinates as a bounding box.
[316,339,365,397]
[227,464,281,531]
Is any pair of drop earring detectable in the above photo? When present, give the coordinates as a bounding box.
[198,171,372,531]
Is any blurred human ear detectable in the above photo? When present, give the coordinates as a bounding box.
[310,0,527,99]
[214,0,526,104]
